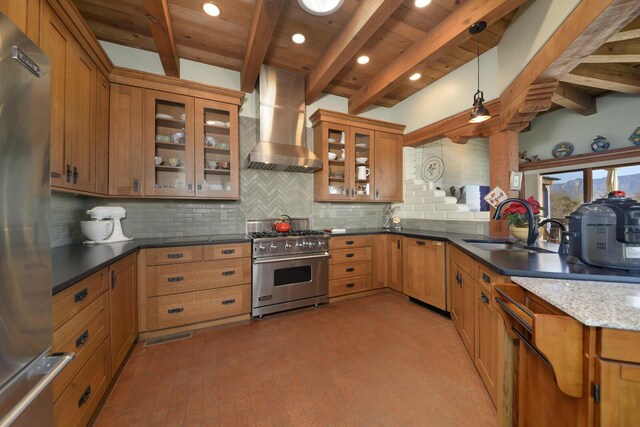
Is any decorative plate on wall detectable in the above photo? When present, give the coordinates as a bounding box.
[629,127,640,145]
[422,156,444,183]
[552,141,574,158]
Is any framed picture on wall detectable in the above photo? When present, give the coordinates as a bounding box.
[510,171,523,191]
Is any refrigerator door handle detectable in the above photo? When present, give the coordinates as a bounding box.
[0,353,74,427]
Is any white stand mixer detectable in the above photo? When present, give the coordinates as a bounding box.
[82,206,132,244]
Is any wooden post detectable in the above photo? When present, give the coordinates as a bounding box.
[489,131,519,237]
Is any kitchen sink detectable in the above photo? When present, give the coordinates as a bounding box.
[462,239,557,254]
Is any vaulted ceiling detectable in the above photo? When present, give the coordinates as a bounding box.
[72,0,521,111]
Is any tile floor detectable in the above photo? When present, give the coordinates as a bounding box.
[94,293,496,426]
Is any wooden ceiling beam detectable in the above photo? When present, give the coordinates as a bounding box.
[551,82,597,116]
[583,39,640,63]
[305,0,404,103]
[607,16,640,42]
[347,0,527,115]
[403,99,501,147]
[500,0,640,132]
[561,63,640,94]
[240,0,285,93]
[141,0,180,77]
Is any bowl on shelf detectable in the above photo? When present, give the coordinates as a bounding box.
[171,132,185,143]
[216,143,229,150]
[207,161,218,169]
[204,135,217,147]
[81,220,113,241]
[328,152,337,160]
[356,157,368,164]
[167,157,181,167]
[155,156,163,166]
[155,135,170,143]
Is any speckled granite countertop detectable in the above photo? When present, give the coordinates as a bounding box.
[511,277,640,331]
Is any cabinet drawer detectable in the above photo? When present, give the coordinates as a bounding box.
[146,259,250,296]
[329,275,372,297]
[145,246,202,266]
[53,338,111,427]
[476,263,508,286]
[330,247,372,264]
[330,235,372,250]
[53,269,108,330]
[203,243,251,261]
[599,329,640,364]
[147,284,250,330]
[329,261,371,279]
[450,245,474,277]
[52,293,109,402]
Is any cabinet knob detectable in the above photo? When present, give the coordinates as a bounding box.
[65,165,72,183]
[72,166,78,184]
[111,270,116,289]
[77,386,92,407]
[376,189,379,199]
[480,293,490,304]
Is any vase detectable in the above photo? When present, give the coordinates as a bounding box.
[510,225,544,243]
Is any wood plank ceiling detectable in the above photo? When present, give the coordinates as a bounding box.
[72,0,518,109]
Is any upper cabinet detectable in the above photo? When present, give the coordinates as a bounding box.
[108,68,244,200]
[310,109,404,203]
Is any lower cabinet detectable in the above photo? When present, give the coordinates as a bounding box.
[402,238,446,310]
[450,259,474,357]
[329,236,373,297]
[139,243,252,336]
[388,235,403,292]
[372,234,388,289]
[108,254,137,375]
[474,281,498,404]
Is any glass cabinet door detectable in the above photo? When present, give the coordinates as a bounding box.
[321,122,351,201]
[144,90,194,196]
[350,127,374,201]
[194,99,239,199]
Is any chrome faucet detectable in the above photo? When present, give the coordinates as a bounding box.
[493,198,539,246]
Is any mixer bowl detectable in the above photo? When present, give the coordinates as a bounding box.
[81,220,114,241]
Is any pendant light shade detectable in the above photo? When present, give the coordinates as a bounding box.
[468,21,491,124]
[297,0,344,16]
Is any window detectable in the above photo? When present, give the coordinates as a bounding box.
[592,164,640,201]
[542,171,584,220]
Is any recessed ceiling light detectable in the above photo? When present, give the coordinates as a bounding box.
[409,72,421,81]
[292,33,306,44]
[357,55,370,65]
[414,0,432,7]
[202,2,220,17]
[297,0,344,16]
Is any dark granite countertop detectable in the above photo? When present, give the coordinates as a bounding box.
[330,228,640,284]
[52,234,251,295]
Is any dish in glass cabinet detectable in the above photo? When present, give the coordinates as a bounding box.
[206,120,226,127]
[328,138,337,143]
[629,127,640,146]
[552,141,574,158]
[355,143,368,149]
[155,113,175,120]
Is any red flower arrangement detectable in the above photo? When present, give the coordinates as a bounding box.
[503,196,543,227]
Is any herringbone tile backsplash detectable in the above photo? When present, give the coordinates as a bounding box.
[51,117,387,247]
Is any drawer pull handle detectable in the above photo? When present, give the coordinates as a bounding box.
[222,299,236,305]
[222,249,235,255]
[346,240,355,245]
[111,270,116,289]
[480,293,490,304]
[346,267,355,272]
[222,270,236,276]
[417,241,425,246]
[74,288,88,303]
[346,253,355,258]
[167,276,184,283]
[346,283,355,288]
[167,253,184,259]
[78,386,91,407]
[75,330,89,348]
[482,273,491,283]
[168,307,184,314]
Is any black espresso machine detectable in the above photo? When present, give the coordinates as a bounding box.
[567,191,640,270]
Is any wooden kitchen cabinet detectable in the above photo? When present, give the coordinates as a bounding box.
[94,71,110,194]
[310,109,404,203]
[402,238,446,310]
[449,258,474,357]
[474,281,499,404]
[372,234,388,288]
[108,253,137,375]
[109,83,144,195]
[0,0,40,41]
[40,1,99,193]
[388,235,403,292]
[596,359,640,427]
[329,236,373,297]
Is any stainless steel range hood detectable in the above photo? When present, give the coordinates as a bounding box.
[245,65,322,173]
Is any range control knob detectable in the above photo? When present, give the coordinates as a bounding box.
[270,243,278,251]
[258,244,266,251]
[295,241,303,248]
[302,240,309,247]
[285,242,292,249]
[317,241,325,248]
[309,241,317,248]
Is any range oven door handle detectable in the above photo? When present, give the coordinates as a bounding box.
[253,252,330,264]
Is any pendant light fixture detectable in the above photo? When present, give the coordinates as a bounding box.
[297,0,344,16]
[468,21,491,124]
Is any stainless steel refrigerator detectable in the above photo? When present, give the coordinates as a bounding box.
[0,12,72,427]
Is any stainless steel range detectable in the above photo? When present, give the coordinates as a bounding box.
[247,218,329,317]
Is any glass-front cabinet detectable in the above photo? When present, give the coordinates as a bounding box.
[311,109,404,203]
[194,99,239,198]
[144,91,195,196]
[143,91,240,199]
